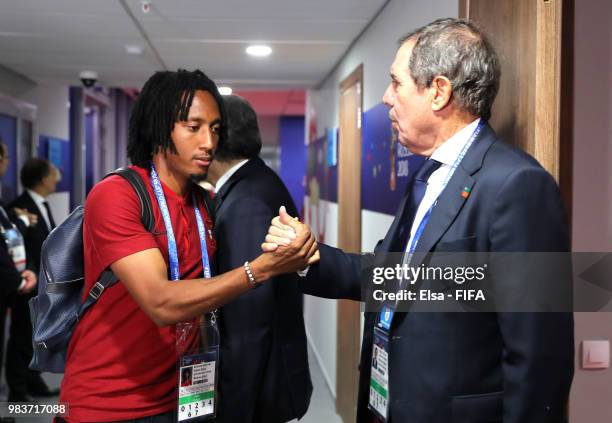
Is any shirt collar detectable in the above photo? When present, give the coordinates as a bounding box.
[27,189,47,206]
[430,118,481,166]
[215,159,249,193]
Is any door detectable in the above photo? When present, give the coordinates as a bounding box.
[459,0,574,212]
[336,64,363,422]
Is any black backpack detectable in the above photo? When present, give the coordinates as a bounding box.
[29,167,155,373]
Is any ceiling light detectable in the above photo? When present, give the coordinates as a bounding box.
[218,86,233,96]
[246,45,272,57]
[125,45,143,55]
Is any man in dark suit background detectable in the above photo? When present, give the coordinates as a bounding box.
[6,158,60,401]
[265,18,574,423]
[0,142,37,417]
[205,95,312,422]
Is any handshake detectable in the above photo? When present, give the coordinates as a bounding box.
[254,206,319,279]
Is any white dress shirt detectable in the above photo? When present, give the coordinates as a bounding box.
[214,159,249,193]
[405,118,481,251]
[27,189,52,231]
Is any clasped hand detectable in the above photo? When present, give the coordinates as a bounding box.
[260,206,319,273]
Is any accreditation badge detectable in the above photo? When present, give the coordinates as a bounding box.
[178,349,218,421]
[176,312,220,422]
[368,327,390,422]
[2,227,26,272]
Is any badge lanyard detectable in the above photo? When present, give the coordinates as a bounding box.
[0,205,27,272]
[150,164,218,421]
[369,120,484,422]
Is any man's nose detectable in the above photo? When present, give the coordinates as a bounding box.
[382,84,394,107]
[199,128,215,149]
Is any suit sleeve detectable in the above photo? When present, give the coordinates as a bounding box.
[489,166,574,423]
[299,243,362,300]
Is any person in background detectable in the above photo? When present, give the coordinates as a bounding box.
[205,95,312,422]
[6,158,61,402]
[0,141,37,423]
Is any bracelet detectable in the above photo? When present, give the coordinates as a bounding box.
[244,261,260,289]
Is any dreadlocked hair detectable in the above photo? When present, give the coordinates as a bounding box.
[127,69,227,168]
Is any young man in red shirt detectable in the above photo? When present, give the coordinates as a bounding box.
[59,69,317,422]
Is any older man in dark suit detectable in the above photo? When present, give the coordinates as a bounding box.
[206,95,312,423]
[265,18,574,423]
[6,158,60,401]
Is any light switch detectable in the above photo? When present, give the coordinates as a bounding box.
[582,340,610,369]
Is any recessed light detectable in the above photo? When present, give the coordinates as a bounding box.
[125,44,143,55]
[246,45,272,57]
[218,86,233,96]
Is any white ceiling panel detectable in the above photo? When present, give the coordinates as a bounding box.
[0,11,141,39]
[137,0,385,21]
[139,18,365,42]
[0,0,389,89]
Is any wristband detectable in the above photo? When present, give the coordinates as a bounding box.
[244,261,260,289]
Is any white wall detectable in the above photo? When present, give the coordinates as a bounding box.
[304,0,459,398]
[303,198,339,394]
[0,64,35,98]
[570,0,612,421]
[309,0,458,134]
[19,82,71,221]
[19,82,69,140]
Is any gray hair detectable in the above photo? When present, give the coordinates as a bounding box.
[400,18,500,121]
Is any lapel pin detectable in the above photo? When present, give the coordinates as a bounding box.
[461,186,471,199]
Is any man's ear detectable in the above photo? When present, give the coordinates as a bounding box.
[430,76,453,112]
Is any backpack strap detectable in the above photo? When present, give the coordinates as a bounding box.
[78,168,156,316]
[110,167,155,232]
[78,270,118,316]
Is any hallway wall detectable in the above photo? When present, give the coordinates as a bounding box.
[304,0,459,397]
[570,0,612,420]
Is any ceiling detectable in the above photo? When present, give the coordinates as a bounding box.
[0,0,388,91]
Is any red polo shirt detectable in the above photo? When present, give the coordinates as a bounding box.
[60,165,216,422]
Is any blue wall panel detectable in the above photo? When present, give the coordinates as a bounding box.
[279,116,306,217]
[361,103,424,215]
[0,113,18,201]
[38,135,73,198]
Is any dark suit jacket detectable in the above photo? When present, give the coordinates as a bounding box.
[302,123,574,423]
[213,157,312,423]
[0,201,27,298]
[9,191,51,274]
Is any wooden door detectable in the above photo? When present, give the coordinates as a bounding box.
[336,64,363,422]
[459,0,574,213]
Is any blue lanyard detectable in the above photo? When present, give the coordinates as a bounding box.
[150,165,211,281]
[406,120,484,255]
[378,120,484,332]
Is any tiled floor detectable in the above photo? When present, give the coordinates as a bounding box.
[298,346,343,423]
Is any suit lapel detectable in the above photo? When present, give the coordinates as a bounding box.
[414,123,497,255]
[215,158,260,213]
[377,168,425,253]
[414,167,474,254]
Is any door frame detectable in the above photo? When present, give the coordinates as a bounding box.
[336,63,363,423]
[459,0,574,220]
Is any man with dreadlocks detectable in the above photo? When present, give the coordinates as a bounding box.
[58,69,319,423]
